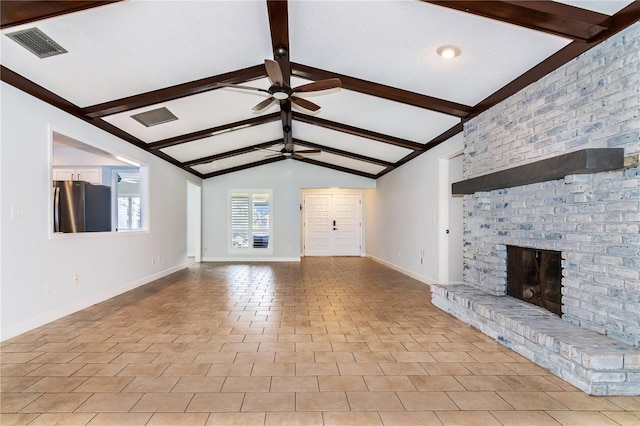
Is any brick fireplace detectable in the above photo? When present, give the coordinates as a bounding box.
[432,23,640,395]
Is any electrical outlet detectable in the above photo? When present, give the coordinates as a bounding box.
[74,274,80,285]
[10,206,26,219]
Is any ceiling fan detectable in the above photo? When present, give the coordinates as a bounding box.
[216,59,341,112]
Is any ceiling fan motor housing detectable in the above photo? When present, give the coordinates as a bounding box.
[269,84,292,99]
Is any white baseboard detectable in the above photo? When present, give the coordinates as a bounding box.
[365,254,436,285]
[202,256,301,262]
[1,264,187,342]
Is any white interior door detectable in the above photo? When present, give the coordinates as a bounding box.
[303,194,332,256]
[304,193,362,256]
[332,194,362,256]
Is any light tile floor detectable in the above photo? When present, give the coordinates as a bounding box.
[1,258,638,425]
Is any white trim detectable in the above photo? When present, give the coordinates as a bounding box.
[366,254,435,285]
[203,256,301,262]
[0,264,186,342]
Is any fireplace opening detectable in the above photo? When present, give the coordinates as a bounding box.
[507,246,562,316]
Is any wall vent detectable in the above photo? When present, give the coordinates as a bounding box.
[5,27,67,58]
[131,107,178,127]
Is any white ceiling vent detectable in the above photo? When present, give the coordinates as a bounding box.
[5,27,67,58]
[131,107,178,127]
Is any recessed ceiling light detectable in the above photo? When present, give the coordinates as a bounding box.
[437,45,461,59]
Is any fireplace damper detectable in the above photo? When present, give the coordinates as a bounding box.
[507,246,562,316]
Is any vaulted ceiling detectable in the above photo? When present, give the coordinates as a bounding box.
[2,1,638,179]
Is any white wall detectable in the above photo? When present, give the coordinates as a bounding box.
[0,82,200,340]
[365,134,464,284]
[202,160,375,261]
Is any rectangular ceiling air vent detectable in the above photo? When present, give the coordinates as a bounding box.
[5,27,67,58]
[131,107,178,127]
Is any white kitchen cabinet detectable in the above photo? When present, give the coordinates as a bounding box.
[53,168,102,185]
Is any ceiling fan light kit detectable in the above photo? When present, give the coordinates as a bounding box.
[272,91,289,100]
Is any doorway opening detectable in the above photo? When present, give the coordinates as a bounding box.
[438,149,464,284]
[187,181,202,263]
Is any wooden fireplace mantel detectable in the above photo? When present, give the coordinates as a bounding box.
[452,148,625,195]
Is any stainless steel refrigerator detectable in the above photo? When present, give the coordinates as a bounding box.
[53,180,112,233]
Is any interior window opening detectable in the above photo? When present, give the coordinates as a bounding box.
[51,131,148,235]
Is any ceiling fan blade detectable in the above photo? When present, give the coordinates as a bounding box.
[291,153,306,160]
[291,96,321,112]
[215,82,269,94]
[254,146,283,153]
[264,59,284,86]
[252,97,277,111]
[293,78,342,93]
[295,149,321,154]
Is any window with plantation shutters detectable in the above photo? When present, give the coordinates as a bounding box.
[229,190,272,252]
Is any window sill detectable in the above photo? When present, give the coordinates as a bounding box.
[50,229,149,239]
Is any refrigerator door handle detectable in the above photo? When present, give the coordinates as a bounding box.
[53,185,60,232]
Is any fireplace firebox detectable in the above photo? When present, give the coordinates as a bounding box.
[507,246,562,316]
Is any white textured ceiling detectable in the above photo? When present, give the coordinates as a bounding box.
[2,0,634,179]
[289,1,571,106]
[1,1,273,106]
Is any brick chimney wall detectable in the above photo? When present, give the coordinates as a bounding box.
[461,23,640,347]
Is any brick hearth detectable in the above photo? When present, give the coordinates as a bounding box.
[432,284,640,395]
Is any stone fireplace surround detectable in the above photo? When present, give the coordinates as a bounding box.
[431,24,640,396]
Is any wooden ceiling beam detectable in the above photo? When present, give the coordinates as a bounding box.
[1,65,82,117]
[82,64,266,119]
[292,156,377,180]
[293,139,396,168]
[184,140,282,167]
[292,63,472,118]
[147,112,280,151]
[293,112,424,151]
[266,0,293,149]
[201,156,285,178]
[378,122,464,178]
[424,1,611,42]
[470,0,640,121]
[1,1,119,29]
